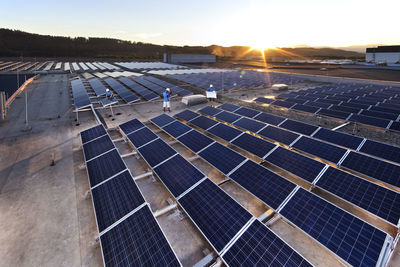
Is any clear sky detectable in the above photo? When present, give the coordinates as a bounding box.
[1,0,399,48]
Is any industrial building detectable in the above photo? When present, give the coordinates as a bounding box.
[164,53,216,63]
[366,45,400,64]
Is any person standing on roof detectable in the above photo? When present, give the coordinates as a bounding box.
[163,88,172,112]
[105,88,113,99]
[207,84,217,107]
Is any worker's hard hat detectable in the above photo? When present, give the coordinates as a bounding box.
[210,84,213,87]
[106,88,110,92]
[166,88,170,92]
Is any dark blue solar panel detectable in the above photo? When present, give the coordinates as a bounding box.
[83,135,115,161]
[138,139,176,167]
[233,107,260,118]
[253,112,285,125]
[292,136,347,164]
[254,97,275,104]
[178,179,252,252]
[258,126,300,145]
[100,205,181,267]
[175,109,199,121]
[119,118,145,135]
[207,123,242,142]
[292,104,320,113]
[218,103,240,112]
[81,124,106,144]
[330,105,360,114]
[86,149,126,187]
[177,130,214,153]
[230,160,296,209]
[92,170,145,232]
[231,133,275,158]
[215,111,241,123]
[127,127,158,148]
[349,114,391,129]
[341,101,370,110]
[265,147,325,183]
[317,109,351,120]
[151,114,176,127]
[223,219,312,267]
[233,117,265,133]
[280,188,388,267]
[198,106,222,116]
[190,115,219,130]
[163,121,191,138]
[306,101,332,109]
[316,167,400,225]
[313,128,363,150]
[390,121,400,132]
[370,106,400,115]
[280,119,318,135]
[360,140,400,164]
[272,100,295,108]
[341,152,400,188]
[154,154,204,197]
[199,142,246,175]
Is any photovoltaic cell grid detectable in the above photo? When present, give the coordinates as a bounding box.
[253,112,286,125]
[154,154,204,198]
[359,140,400,164]
[83,135,115,161]
[280,119,318,136]
[178,179,252,253]
[178,129,214,153]
[81,124,106,144]
[100,205,181,267]
[127,127,158,148]
[231,133,276,159]
[151,113,176,127]
[222,219,312,267]
[119,118,145,135]
[91,170,146,232]
[190,115,219,130]
[234,107,260,118]
[215,111,241,123]
[207,123,242,142]
[258,126,300,145]
[229,160,296,210]
[86,149,126,188]
[341,152,400,188]
[138,139,176,167]
[218,103,240,112]
[265,147,325,183]
[163,121,192,138]
[199,142,246,175]
[316,167,400,225]
[280,188,388,267]
[198,106,222,116]
[254,97,275,104]
[233,117,265,133]
[312,128,363,150]
[175,109,199,121]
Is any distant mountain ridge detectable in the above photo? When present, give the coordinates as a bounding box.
[0,28,364,59]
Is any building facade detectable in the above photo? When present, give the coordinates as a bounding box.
[366,46,400,64]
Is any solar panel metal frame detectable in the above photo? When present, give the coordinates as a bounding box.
[82,134,115,162]
[230,132,276,159]
[80,124,107,145]
[358,139,400,165]
[137,138,178,168]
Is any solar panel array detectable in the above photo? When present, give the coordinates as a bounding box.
[144,76,192,96]
[256,83,400,131]
[70,78,91,110]
[103,77,140,103]
[118,77,159,101]
[88,78,107,97]
[80,124,180,266]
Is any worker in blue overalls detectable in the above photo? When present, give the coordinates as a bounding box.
[163,88,171,112]
[105,88,113,100]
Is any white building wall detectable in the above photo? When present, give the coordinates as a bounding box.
[366,52,400,64]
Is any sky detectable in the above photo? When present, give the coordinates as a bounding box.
[0,0,399,48]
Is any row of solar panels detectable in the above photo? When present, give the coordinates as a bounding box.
[201,103,400,191]
[80,124,181,266]
[70,78,91,110]
[170,71,304,91]
[118,117,313,266]
[149,113,394,267]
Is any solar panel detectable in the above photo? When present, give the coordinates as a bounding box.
[119,118,145,135]
[258,126,300,145]
[163,121,192,138]
[341,152,400,188]
[151,114,176,127]
[190,115,219,130]
[272,100,295,108]
[330,105,361,114]
[230,160,296,209]
[207,123,242,142]
[127,127,158,148]
[317,109,351,120]
[279,119,318,135]
[305,101,332,109]
[138,139,176,167]
[390,121,400,132]
[316,167,400,225]
[83,135,115,161]
[100,205,181,267]
[175,109,199,121]
[178,179,252,253]
[154,154,204,198]
[86,149,126,188]
[348,114,391,129]
[177,130,214,153]
[222,219,312,267]
[231,133,276,158]
[254,97,275,104]
[292,104,320,114]
[81,124,106,144]
[233,107,260,118]
[91,170,145,232]
[233,117,265,133]
[218,103,240,112]
[199,142,246,175]
[312,128,363,150]
[264,147,325,183]
[253,112,286,125]
[292,136,347,164]
[280,188,389,267]
[359,140,400,164]
[198,106,222,116]
[215,111,241,123]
